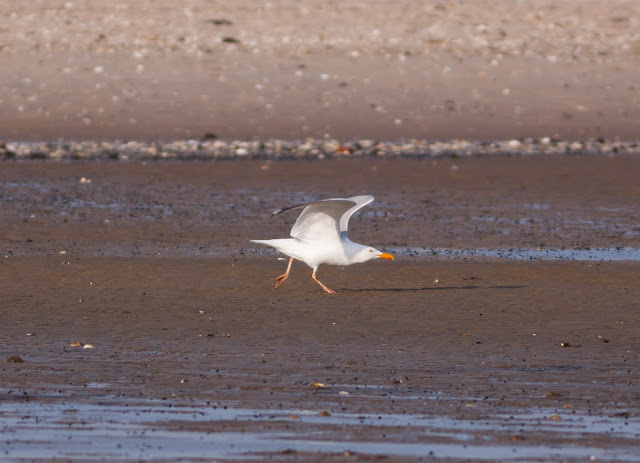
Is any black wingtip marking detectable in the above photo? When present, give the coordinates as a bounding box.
[270,203,308,217]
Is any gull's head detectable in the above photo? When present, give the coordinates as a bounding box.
[356,247,394,263]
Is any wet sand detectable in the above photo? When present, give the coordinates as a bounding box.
[2,157,640,461]
[3,256,640,461]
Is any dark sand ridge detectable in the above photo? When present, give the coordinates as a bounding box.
[1,0,640,141]
[2,157,640,460]
[2,157,639,255]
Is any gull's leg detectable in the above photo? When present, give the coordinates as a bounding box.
[312,268,336,294]
[275,258,294,288]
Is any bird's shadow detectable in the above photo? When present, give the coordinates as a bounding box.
[338,285,526,292]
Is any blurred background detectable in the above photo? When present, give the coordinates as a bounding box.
[1,0,639,141]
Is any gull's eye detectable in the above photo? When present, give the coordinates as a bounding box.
[369,249,373,252]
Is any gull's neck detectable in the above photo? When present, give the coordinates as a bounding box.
[341,235,367,255]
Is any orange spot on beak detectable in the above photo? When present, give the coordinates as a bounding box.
[377,252,394,261]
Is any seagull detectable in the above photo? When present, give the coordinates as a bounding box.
[251,195,394,293]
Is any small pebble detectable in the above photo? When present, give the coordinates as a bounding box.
[6,356,24,363]
[507,139,522,150]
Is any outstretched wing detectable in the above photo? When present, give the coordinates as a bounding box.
[337,195,374,234]
[271,195,374,242]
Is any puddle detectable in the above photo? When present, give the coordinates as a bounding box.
[1,401,639,461]
[387,246,640,262]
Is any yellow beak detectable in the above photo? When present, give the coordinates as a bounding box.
[377,252,394,260]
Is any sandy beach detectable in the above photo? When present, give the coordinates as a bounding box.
[2,1,640,461]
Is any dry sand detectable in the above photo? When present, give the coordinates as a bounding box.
[1,0,640,141]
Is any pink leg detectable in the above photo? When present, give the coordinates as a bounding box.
[312,269,336,293]
[275,258,294,288]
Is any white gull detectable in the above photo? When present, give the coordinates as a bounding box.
[251,195,394,293]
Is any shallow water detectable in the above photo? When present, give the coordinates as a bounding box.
[391,247,640,262]
[2,400,640,461]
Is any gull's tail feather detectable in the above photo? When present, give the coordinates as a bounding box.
[250,239,290,250]
[250,239,299,256]
[250,239,276,246]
